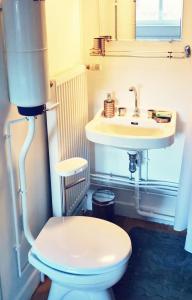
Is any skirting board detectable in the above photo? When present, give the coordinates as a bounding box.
[15,269,40,300]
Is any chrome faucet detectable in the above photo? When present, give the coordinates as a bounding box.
[129,86,140,117]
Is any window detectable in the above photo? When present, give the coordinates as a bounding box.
[136,0,183,40]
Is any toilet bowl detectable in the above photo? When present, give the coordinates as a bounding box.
[29,216,132,300]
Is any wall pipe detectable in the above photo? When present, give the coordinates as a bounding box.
[5,117,27,278]
[90,173,178,191]
[91,162,176,222]
[91,46,191,59]
[18,117,36,246]
[134,151,174,222]
[6,117,45,281]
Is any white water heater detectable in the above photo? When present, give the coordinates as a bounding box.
[2,0,48,116]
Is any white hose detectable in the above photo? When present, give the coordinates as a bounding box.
[5,117,26,277]
[18,117,36,246]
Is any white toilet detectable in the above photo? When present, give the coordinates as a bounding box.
[29,216,132,300]
[29,158,132,300]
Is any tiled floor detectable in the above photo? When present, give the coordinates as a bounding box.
[31,215,179,300]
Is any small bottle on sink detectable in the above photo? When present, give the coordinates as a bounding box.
[104,93,115,118]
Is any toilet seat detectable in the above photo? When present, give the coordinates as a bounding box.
[31,216,132,275]
[29,250,128,288]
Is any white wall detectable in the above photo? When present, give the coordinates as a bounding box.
[46,0,82,76]
[0,7,51,300]
[81,0,192,220]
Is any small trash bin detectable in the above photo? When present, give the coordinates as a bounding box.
[92,189,115,222]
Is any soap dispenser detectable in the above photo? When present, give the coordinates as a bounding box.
[104,93,115,118]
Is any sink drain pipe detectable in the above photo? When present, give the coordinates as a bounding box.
[128,151,137,173]
[128,151,174,222]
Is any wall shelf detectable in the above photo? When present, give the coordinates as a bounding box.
[90,36,191,59]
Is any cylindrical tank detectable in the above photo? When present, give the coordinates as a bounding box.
[2,0,48,112]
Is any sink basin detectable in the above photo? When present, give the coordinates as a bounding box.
[85,109,176,150]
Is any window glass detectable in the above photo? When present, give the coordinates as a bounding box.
[136,0,183,40]
[137,0,159,21]
[162,0,183,23]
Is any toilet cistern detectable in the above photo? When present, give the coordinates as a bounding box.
[129,86,140,117]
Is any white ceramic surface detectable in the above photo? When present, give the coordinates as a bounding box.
[55,157,88,177]
[32,216,132,275]
[29,248,129,300]
[85,109,176,150]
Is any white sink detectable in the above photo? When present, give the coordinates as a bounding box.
[85,109,176,150]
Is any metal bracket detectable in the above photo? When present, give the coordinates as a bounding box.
[45,102,59,111]
[65,177,86,190]
[185,45,191,58]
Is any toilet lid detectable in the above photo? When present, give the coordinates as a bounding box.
[31,216,132,275]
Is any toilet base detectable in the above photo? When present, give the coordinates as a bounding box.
[48,282,115,300]
[29,251,128,300]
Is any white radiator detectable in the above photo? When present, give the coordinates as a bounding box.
[47,65,89,216]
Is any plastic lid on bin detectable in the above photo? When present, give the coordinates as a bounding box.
[92,189,115,204]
